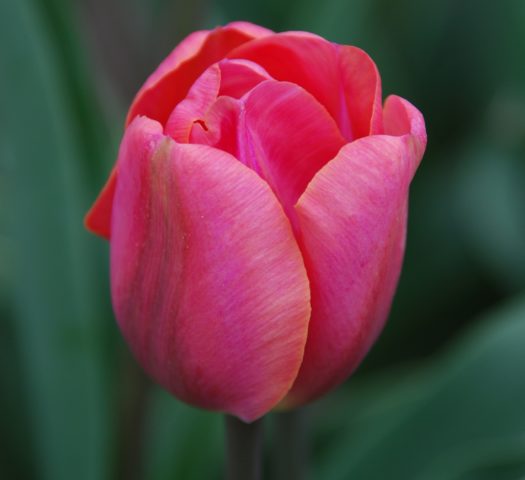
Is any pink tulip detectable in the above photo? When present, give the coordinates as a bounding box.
[86,22,426,422]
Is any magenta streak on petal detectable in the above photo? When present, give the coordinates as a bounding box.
[236,105,266,179]
[337,78,354,140]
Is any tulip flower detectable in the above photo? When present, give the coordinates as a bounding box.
[85,21,426,424]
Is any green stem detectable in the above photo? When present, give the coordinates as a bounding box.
[274,409,308,480]
[225,415,264,480]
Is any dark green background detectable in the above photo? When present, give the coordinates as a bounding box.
[1,1,524,479]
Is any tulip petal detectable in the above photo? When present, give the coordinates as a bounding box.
[86,24,272,239]
[127,22,272,127]
[164,63,221,142]
[239,81,347,225]
[217,59,272,98]
[383,94,427,163]
[189,95,242,154]
[228,33,383,140]
[84,168,116,239]
[137,29,208,95]
[86,24,272,240]
[284,100,426,406]
[111,117,311,421]
[165,59,271,142]
[189,80,346,227]
[338,45,384,137]
[139,21,270,95]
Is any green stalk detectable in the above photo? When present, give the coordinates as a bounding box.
[225,415,264,480]
[274,409,308,480]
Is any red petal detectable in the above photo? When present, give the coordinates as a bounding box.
[189,95,242,154]
[84,118,164,239]
[218,59,272,98]
[384,94,427,164]
[164,63,221,142]
[165,59,271,142]
[111,117,310,421]
[126,23,272,127]
[86,23,271,239]
[228,33,383,140]
[338,45,384,137]
[284,99,426,406]
[84,168,117,239]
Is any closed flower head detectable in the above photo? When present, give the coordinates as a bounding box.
[85,22,426,422]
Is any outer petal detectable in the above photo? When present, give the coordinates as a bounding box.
[383,94,427,163]
[137,29,208,95]
[126,22,272,127]
[284,98,426,406]
[84,168,116,239]
[85,23,272,238]
[139,21,270,93]
[228,33,383,140]
[111,117,311,421]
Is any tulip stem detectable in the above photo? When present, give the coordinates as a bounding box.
[225,415,264,480]
[274,409,308,480]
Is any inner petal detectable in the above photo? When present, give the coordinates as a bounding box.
[188,80,347,228]
[165,59,271,142]
[218,59,273,98]
[164,64,221,142]
[228,33,384,141]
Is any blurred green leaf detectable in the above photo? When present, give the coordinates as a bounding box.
[0,1,112,479]
[314,296,525,480]
[419,434,525,480]
[1,0,524,478]
[35,0,113,182]
[454,144,525,292]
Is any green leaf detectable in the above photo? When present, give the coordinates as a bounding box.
[0,1,112,479]
[419,434,525,480]
[453,144,525,292]
[314,296,525,480]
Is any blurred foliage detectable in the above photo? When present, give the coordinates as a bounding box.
[0,0,524,479]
